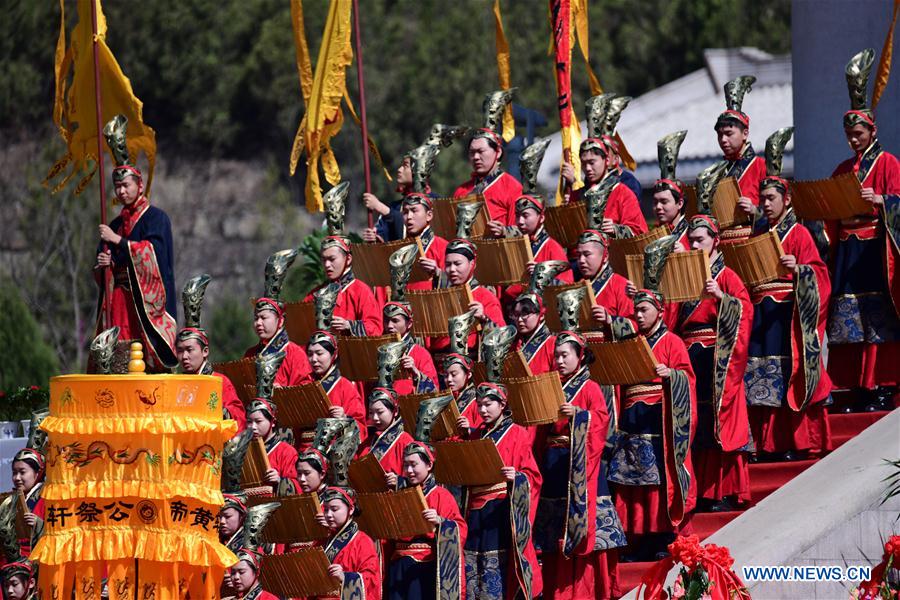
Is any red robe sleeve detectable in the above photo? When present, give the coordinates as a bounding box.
[473,286,506,327]
[343,279,383,336]
[268,440,299,491]
[214,372,246,431]
[274,341,314,387]
[572,381,608,554]
[737,156,767,205]
[454,173,523,226]
[533,236,574,282]
[715,268,754,451]
[330,377,368,445]
[498,424,543,522]
[607,184,649,236]
[334,531,382,600]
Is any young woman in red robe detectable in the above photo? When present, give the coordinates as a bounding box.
[386,442,467,600]
[309,487,382,600]
[401,193,449,294]
[357,387,414,481]
[382,302,437,396]
[244,295,313,388]
[304,236,382,336]
[673,216,753,512]
[464,383,543,599]
[574,230,636,340]
[610,290,697,560]
[453,125,523,227]
[533,332,625,600]
[446,353,482,435]
[228,549,279,600]
[304,331,367,450]
[6,449,45,560]
[0,559,37,600]
[825,50,900,409]
[744,128,833,459]
[510,292,557,375]
[246,397,299,496]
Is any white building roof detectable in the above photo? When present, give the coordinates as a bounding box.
[537,48,794,190]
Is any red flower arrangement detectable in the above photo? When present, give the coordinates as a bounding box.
[851,535,900,599]
[637,535,750,600]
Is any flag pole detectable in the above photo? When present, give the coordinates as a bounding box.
[352,0,374,229]
[90,0,113,326]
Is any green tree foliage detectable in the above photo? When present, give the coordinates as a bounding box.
[0,279,59,389]
[208,296,258,363]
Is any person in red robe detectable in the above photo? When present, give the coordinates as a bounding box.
[310,487,382,600]
[510,292,557,375]
[357,387,414,480]
[496,194,575,306]
[94,119,177,372]
[464,383,543,599]
[744,128,833,459]
[672,216,753,512]
[610,289,697,561]
[447,353,482,435]
[652,131,691,250]
[382,302,437,396]
[244,250,313,387]
[561,138,647,240]
[533,331,625,600]
[175,275,246,432]
[825,49,900,410]
[574,230,636,340]
[218,494,248,554]
[453,91,522,227]
[428,239,506,355]
[226,549,279,600]
[304,236,382,336]
[715,76,768,244]
[246,396,299,496]
[0,559,37,600]
[304,331,368,450]
[7,449,45,561]
[402,193,450,294]
[386,442,467,600]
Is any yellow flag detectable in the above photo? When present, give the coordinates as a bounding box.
[493,0,515,142]
[46,0,157,196]
[873,0,900,109]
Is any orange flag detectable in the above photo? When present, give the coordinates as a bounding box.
[493,0,515,142]
[873,0,900,109]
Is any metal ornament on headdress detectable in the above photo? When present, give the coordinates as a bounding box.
[481,88,516,133]
[657,131,688,181]
[455,201,484,239]
[242,501,280,552]
[263,248,299,302]
[376,340,406,388]
[102,114,137,183]
[26,409,50,455]
[764,127,794,178]
[602,95,633,137]
[222,429,254,493]
[448,310,478,356]
[846,49,875,111]
[409,143,441,194]
[314,282,340,329]
[643,235,677,293]
[255,349,286,402]
[323,181,350,236]
[724,76,756,113]
[481,325,517,383]
[695,162,728,215]
[585,93,616,139]
[529,260,568,293]
[312,417,360,486]
[389,244,419,302]
[425,124,471,148]
[557,287,586,332]
[519,138,552,195]
[182,274,211,330]
[90,327,120,375]
[584,184,611,230]
[415,393,454,443]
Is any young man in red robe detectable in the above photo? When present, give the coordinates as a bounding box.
[574,230,635,340]
[304,235,382,336]
[402,193,449,293]
[453,90,523,228]
[744,127,833,460]
[652,131,691,250]
[610,289,697,561]
[826,49,900,411]
[510,292,557,375]
[95,116,177,371]
[447,353,482,434]
[175,275,246,431]
[246,396,299,496]
[244,250,313,387]
[673,216,753,512]
[715,76,767,244]
[382,301,437,396]
[306,331,367,449]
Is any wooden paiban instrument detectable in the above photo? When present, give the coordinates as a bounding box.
[472,350,533,384]
[588,336,658,385]
[271,383,333,430]
[504,371,566,426]
[720,230,789,287]
[350,237,430,288]
[433,439,506,486]
[791,172,868,220]
[626,249,711,303]
[355,486,433,539]
[239,436,272,496]
[684,176,745,227]
[407,284,474,337]
[544,200,586,249]
[543,280,598,332]
[15,491,29,540]
[260,548,340,597]
[607,227,669,276]
[258,493,330,543]
[336,334,400,382]
[348,453,390,493]
[473,236,534,286]
[397,391,461,442]
[283,300,317,348]
[431,193,489,240]
[211,357,257,406]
